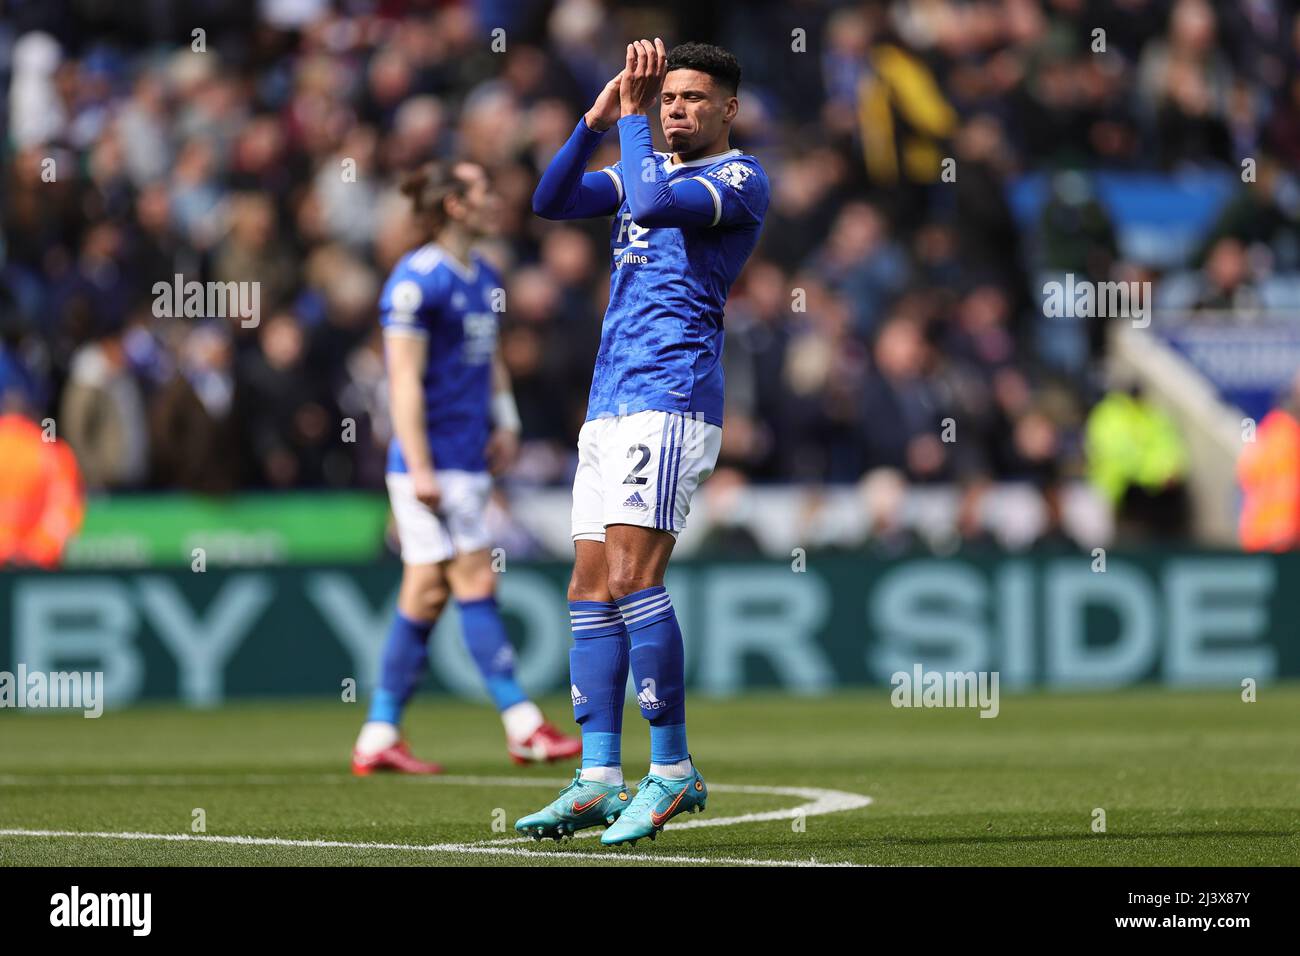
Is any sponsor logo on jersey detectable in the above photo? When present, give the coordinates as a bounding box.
[613,214,651,269]
[461,312,497,365]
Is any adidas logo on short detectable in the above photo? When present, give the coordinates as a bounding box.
[622,491,649,511]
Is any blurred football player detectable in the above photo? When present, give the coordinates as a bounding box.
[517,40,769,843]
[353,160,581,774]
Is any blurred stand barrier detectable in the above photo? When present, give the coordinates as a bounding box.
[0,554,1291,707]
[59,484,1112,568]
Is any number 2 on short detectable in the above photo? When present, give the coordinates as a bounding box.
[624,444,650,484]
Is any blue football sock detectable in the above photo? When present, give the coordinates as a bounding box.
[568,601,629,769]
[458,596,529,711]
[618,585,688,764]
[367,611,434,725]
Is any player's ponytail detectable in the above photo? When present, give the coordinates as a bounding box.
[399,162,467,240]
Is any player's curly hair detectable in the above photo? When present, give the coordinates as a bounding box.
[666,42,741,95]
[399,161,471,237]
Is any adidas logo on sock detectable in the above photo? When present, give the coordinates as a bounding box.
[637,678,666,710]
[571,684,589,706]
[622,491,649,511]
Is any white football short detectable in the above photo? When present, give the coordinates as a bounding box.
[571,410,722,541]
[386,470,493,565]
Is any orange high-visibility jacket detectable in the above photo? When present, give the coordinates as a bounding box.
[0,413,86,567]
[1238,408,1300,551]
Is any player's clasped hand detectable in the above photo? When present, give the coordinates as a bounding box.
[585,70,624,133]
[620,37,667,117]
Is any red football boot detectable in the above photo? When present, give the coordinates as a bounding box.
[507,722,583,765]
[351,741,444,776]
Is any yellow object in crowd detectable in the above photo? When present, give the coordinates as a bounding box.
[1085,391,1189,504]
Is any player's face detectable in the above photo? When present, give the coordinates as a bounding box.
[450,163,502,238]
[660,69,737,157]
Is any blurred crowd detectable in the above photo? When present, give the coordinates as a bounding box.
[4,0,1300,554]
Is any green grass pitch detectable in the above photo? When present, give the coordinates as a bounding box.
[1,687,1297,866]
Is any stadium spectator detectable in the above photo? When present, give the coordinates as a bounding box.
[238,311,338,489]
[59,323,149,491]
[1135,0,1234,169]
[150,322,242,494]
[1192,236,1264,314]
[855,467,924,558]
[1030,476,1083,553]
[694,467,765,558]
[0,326,47,417]
[8,31,67,149]
[213,192,298,325]
[1085,384,1191,541]
[860,314,944,481]
[3,0,1295,554]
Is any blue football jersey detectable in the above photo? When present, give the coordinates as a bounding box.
[590,149,769,426]
[379,243,501,473]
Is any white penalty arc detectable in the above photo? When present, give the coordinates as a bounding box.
[0,773,874,867]
[0,828,862,867]
[487,779,872,841]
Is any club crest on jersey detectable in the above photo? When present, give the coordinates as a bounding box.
[710,161,754,189]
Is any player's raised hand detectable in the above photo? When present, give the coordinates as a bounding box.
[584,70,624,132]
[619,37,667,117]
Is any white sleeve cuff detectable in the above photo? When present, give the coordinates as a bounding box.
[691,176,723,227]
[602,167,624,203]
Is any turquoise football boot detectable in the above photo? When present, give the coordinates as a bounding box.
[514,770,629,841]
[600,763,707,846]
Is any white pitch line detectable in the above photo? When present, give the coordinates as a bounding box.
[0,773,872,833]
[0,828,859,867]
[499,782,872,842]
[0,772,874,867]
